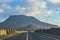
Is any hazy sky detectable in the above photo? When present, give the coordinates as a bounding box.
[0,0,60,26]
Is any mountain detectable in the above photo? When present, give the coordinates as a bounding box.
[0,15,58,29]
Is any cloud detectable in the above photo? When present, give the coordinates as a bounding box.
[26,10,41,16]
[0,9,4,13]
[47,21,60,26]
[0,0,59,26]
[16,6,26,11]
[40,1,47,8]
[0,4,14,16]
[45,10,53,16]
[0,0,56,18]
[15,5,27,15]
[1,4,12,9]
[0,0,47,16]
[28,0,47,8]
[26,0,47,16]
[0,0,14,3]
[0,4,13,22]
[47,0,60,4]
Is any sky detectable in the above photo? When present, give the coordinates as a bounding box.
[0,0,60,26]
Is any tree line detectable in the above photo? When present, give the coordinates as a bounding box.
[35,28,60,36]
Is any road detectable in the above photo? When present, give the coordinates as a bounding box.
[3,32,60,40]
[3,33,27,40]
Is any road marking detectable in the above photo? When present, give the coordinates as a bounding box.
[33,32,59,40]
[42,33,60,38]
[41,34,59,40]
[26,32,29,40]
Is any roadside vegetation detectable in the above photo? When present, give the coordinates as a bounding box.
[0,28,23,40]
[35,28,60,36]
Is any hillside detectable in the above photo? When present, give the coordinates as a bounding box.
[0,15,58,30]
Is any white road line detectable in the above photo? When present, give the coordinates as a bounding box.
[26,32,29,40]
[42,33,60,38]
[40,34,59,40]
[34,33,59,40]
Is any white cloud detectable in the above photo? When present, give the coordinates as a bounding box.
[0,9,4,13]
[26,0,47,16]
[47,0,60,4]
[0,0,47,16]
[0,4,13,15]
[27,10,41,16]
[27,0,47,8]
[1,4,12,9]
[27,0,35,2]
[45,10,53,16]
[0,0,14,3]
[45,10,60,17]
[13,5,27,15]
[16,6,26,11]
[40,1,47,8]
[0,0,59,26]
[47,21,60,27]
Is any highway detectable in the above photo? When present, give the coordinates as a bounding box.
[3,33,27,40]
[3,32,60,40]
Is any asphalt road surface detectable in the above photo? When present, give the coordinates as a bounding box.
[3,33,27,40]
[4,32,60,40]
